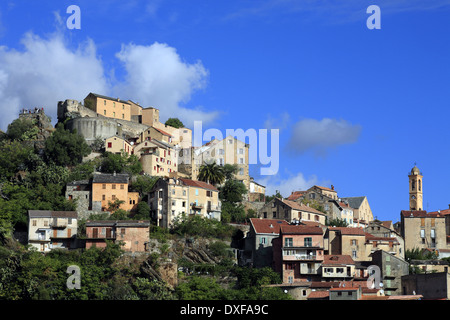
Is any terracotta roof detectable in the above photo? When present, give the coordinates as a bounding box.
[286,191,306,201]
[329,227,365,235]
[152,126,173,137]
[428,209,450,216]
[313,185,337,193]
[179,178,218,191]
[330,287,359,291]
[401,210,443,218]
[359,295,389,300]
[365,233,398,242]
[307,291,329,299]
[280,225,324,235]
[280,199,325,215]
[322,255,355,266]
[249,218,289,234]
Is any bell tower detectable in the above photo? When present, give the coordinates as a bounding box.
[409,164,423,211]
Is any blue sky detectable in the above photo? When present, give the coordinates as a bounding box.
[1,0,450,223]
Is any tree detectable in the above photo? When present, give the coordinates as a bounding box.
[325,218,349,227]
[6,118,37,141]
[265,191,283,203]
[198,161,225,186]
[164,118,184,128]
[133,201,151,220]
[101,152,142,176]
[222,164,238,180]
[131,175,158,197]
[0,140,34,181]
[44,124,91,166]
[219,179,247,204]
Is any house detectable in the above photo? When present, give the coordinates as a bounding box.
[248,178,266,203]
[242,218,290,267]
[364,233,402,258]
[28,210,78,252]
[65,179,95,219]
[178,136,250,191]
[148,177,221,228]
[329,286,362,300]
[91,172,139,212]
[340,196,373,228]
[272,225,325,283]
[139,126,174,145]
[105,135,134,155]
[259,198,326,225]
[400,210,449,252]
[365,220,405,259]
[85,220,150,252]
[321,255,356,281]
[370,250,409,296]
[325,227,367,261]
[134,139,178,176]
[401,271,450,299]
[84,92,132,121]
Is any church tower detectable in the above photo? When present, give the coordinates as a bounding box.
[409,165,423,211]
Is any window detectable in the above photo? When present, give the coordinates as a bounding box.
[288,276,293,284]
[272,211,276,218]
[107,142,112,148]
[122,114,124,119]
[351,239,357,246]
[68,218,72,225]
[112,195,116,200]
[421,218,425,227]
[239,158,244,164]
[304,237,312,247]
[104,100,106,105]
[238,148,244,154]
[112,184,116,190]
[104,110,106,115]
[260,237,267,245]
[102,195,106,201]
[285,238,293,247]
[113,102,116,108]
[219,149,224,155]
[183,190,187,196]
[420,229,425,238]
[120,228,125,235]
[102,184,106,189]
[352,250,357,258]
[172,200,176,206]
[239,168,244,175]
[431,229,436,238]
[44,220,48,226]
[113,112,115,117]
[228,139,233,144]
[120,184,124,190]
[195,189,199,196]
[182,201,186,207]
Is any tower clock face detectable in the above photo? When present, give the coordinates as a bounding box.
[411,195,416,200]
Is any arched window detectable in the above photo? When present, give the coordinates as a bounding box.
[419,179,421,191]
[411,180,415,191]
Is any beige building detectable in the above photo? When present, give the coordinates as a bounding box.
[409,165,423,211]
[28,210,78,252]
[84,92,131,121]
[340,196,373,227]
[248,178,266,202]
[148,177,221,228]
[105,135,134,155]
[179,136,250,191]
[135,139,178,177]
[259,198,327,225]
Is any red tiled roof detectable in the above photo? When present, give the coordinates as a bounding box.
[428,209,450,216]
[249,218,289,234]
[322,255,355,266]
[179,178,218,191]
[286,191,306,201]
[307,291,329,299]
[280,225,324,235]
[401,210,443,218]
[280,199,325,215]
[313,185,337,193]
[365,233,398,242]
[359,295,389,300]
[329,227,365,235]
[152,126,173,137]
[330,287,359,291]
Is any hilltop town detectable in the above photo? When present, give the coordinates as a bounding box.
[0,93,449,301]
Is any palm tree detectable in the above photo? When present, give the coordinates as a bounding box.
[198,161,225,186]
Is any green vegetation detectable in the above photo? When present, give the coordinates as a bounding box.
[325,218,349,227]
[164,118,184,128]
[100,151,142,175]
[198,161,225,186]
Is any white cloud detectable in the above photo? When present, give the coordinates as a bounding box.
[0,32,218,131]
[287,118,361,156]
[264,111,290,131]
[113,42,218,127]
[0,32,108,130]
[258,171,328,198]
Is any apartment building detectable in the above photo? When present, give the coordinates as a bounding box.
[135,139,178,176]
[178,136,250,190]
[84,92,131,121]
[272,225,325,283]
[259,198,327,225]
[91,172,139,212]
[85,220,150,252]
[148,177,221,228]
[28,210,78,252]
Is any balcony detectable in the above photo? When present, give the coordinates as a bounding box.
[207,204,221,212]
[191,203,204,209]
[50,219,68,228]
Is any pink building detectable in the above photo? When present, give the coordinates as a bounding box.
[85,220,150,252]
[273,225,324,283]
